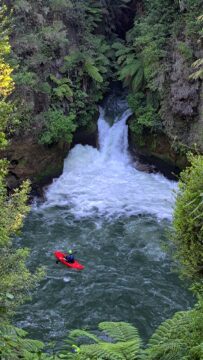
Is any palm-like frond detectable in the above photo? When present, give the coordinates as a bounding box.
[80,342,125,360]
[0,323,44,359]
[84,61,103,83]
[146,307,203,360]
[118,57,144,91]
[65,322,142,360]
[148,312,185,346]
[69,329,101,343]
[98,322,141,343]
[53,83,73,99]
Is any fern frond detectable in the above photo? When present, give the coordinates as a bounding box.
[0,323,27,337]
[119,61,140,80]
[64,51,83,67]
[69,329,100,343]
[80,339,142,360]
[84,61,103,83]
[189,342,203,358]
[189,69,203,80]
[53,83,73,99]
[191,58,203,68]
[99,322,141,343]
[131,68,144,92]
[80,342,125,360]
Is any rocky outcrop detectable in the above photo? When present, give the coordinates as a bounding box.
[161,42,202,152]
[128,127,187,178]
[1,138,70,193]
[2,115,98,193]
[128,40,203,173]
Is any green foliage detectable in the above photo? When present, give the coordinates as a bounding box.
[114,41,144,92]
[190,15,203,80]
[84,61,103,83]
[177,41,193,61]
[58,310,203,359]
[172,154,203,287]
[128,92,161,136]
[9,0,113,143]
[190,58,203,80]
[13,69,38,89]
[40,108,76,145]
[114,0,202,140]
[50,75,73,99]
[0,6,15,148]
[0,323,55,359]
[0,6,14,97]
[0,172,45,318]
[60,322,143,360]
[146,303,203,360]
[0,6,45,319]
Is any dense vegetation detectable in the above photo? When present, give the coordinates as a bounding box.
[2,0,201,157]
[172,154,203,291]
[114,0,203,151]
[5,0,131,144]
[0,6,44,320]
[0,0,203,359]
[0,6,47,359]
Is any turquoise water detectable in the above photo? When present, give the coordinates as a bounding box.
[15,107,193,346]
[15,209,193,345]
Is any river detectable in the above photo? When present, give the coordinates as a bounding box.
[15,105,193,346]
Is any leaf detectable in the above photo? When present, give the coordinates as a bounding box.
[84,61,103,83]
[131,68,144,92]
[99,322,141,343]
[69,329,100,343]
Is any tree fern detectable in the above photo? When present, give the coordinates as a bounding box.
[146,305,203,360]
[114,41,144,92]
[50,75,73,99]
[190,58,203,80]
[69,329,101,343]
[0,323,46,359]
[98,322,141,343]
[189,15,203,80]
[84,61,103,83]
[118,57,144,91]
[62,322,143,360]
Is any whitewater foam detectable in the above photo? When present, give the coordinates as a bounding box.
[42,109,176,220]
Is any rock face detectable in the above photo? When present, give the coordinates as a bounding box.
[2,117,98,193]
[129,129,185,178]
[161,43,202,151]
[2,138,70,193]
[128,42,203,172]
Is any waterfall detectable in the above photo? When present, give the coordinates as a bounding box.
[42,108,176,220]
[98,108,131,164]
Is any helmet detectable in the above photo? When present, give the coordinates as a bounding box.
[68,250,73,254]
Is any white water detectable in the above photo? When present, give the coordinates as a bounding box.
[43,109,176,220]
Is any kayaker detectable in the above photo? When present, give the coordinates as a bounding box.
[65,249,75,263]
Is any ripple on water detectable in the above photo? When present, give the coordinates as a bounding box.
[15,109,193,345]
[15,213,194,345]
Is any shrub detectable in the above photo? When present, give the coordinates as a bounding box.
[40,108,76,144]
[172,154,203,289]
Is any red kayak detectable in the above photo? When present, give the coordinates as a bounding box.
[54,251,84,270]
